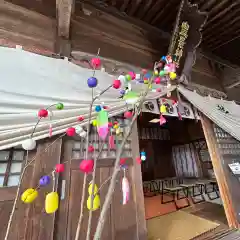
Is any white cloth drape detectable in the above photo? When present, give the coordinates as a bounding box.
[0,47,175,150]
[178,86,240,142]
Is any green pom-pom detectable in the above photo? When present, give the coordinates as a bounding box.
[56,103,64,110]
[125,74,132,81]
[159,70,165,77]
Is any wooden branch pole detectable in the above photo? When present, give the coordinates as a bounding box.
[93,80,153,240]
[200,114,238,228]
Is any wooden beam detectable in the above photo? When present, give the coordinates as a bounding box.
[56,0,74,38]
[200,114,238,228]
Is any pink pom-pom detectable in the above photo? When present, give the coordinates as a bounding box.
[155,77,161,84]
[78,116,84,121]
[156,88,161,92]
[38,109,48,118]
[124,111,133,119]
[66,127,76,136]
[128,72,136,80]
[113,79,121,89]
[88,145,94,153]
[79,159,94,173]
[55,164,64,173]
[91,58,101,68]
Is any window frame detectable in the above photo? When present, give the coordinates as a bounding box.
[0,148,26,188]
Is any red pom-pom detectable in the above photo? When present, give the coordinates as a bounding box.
[124,111,133,119]
[79,159,94,173]
[114,121,118,125]
[38,109,48,118]
[156,88,161,92]
[88,145,94,153]
[91,58,101,68]
[155,77,161,84]
[136,157,141,164]
[113,79,121,89]
[78,116,84,121]
[66,127,76,136]
[120,158,127,165]
[55,164,64,173]
[108,122,113,127]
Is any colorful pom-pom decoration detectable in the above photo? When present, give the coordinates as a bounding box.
[124,111,133,119]
[91,58,101,68]
[120,158,127,165]
[128,72,136,80]
[38,109,48,118]
[155,77,161,84]
[56,103,64,110]
[144,79,149,84]
[21,188,38,203]
[88,145,94,153]
[169,72,177,80]
[79,131,87,138]
[45,192,59,214]
[39,175,51,186]
[160,105,167,113]
[156,88,161,92]
[113,79,121,89]
[159,70,165,77]
[154,70,159,76]
[22,139,36,151]
[136,157,142,164]
[75,125,83,134]
[79,159,94,173]
[125,74,132,81]
[108,122,113,128]
[55,164,64,173]
[87,77,98,88]
[120,89,125,95]
[87,194,100,211]
[95,105,101,112]
[141,155,146,161]
[160,115,167,125]
[88,183,98,195]
[92,119,97,126]
[66,127,76,137]
[78,115,84,121]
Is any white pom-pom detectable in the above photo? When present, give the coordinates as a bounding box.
[22,139,36,150]
[118,75,126,83]
[141,155,146,161]
[135,73,141,80]
[79,131,87,138]
[75,126,83,134]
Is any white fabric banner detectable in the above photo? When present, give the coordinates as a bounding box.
[178,85,240,142]
[0,47,175,150]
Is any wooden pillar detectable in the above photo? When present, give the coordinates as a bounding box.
[200,114,238,228]
[131,122,147,239]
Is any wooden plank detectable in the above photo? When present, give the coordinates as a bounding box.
[130,122,147,240]
[0,1,56,52]
[12,138,63,240]
[200,114,238,228]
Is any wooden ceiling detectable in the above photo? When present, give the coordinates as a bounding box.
[92,0,240,66]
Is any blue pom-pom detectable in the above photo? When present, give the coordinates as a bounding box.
[140,151,146,156]
[95,105,102,112]
[87,77,98,88]
[39,175,51,186]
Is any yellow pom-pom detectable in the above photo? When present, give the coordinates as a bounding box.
[169,72,177,80]
[92,119,97,126]
[116,128,121,135]
[88,183,98,195]
[113,124,118,129]
[21,188,38,203]
[160,104,167,113]
[144,80,149,84]
[87,194,100,211]
[154,70,158,76]
[45,192,59,214]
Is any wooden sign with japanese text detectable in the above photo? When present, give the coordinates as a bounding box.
[169,0,207,79]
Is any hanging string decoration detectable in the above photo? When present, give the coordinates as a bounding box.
[122,168,130,205]
[87,183,100,211]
